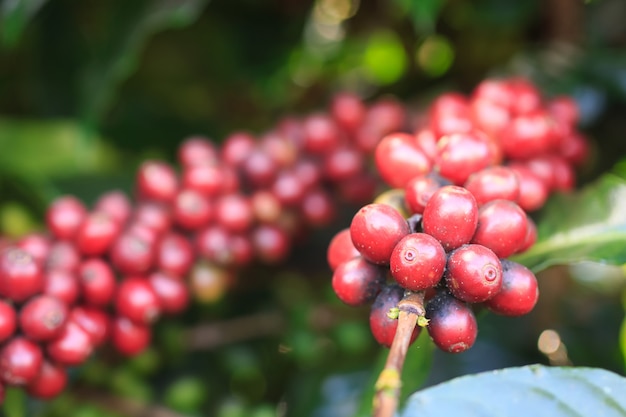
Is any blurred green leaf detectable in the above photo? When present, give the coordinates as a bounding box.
[355,330,434,417]
[3,387,26,417]
[401,365,626,417]
[79,0,210,128]
[362,30,407,86]
[394,0,445,34]
[511,174,626,272]
[0,0,48,48]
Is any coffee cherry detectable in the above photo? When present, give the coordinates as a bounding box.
[109,228,156,275]
[70,306,110,346]
[115,277,161,325]
[327,228,360,271]
[517,217,537,254]
[350,203,410,265]
[500,110,554,159]
[369,284,420,348]
[445,244,502,303]
[26,360,67,400]
[471,200,527,258]
[148,271,190,314]
[75,212,120,256]
[78,258,116,307]
[251,224,290,264]
[404,175,443,214]
[390,233,446,291]
[46,320,94,366]
[509,166,549,212]
[133,202,172,235]
[182,164,226,197]
[16,234,51,267]
[332,256,386,306]
[428,93,473,138]
[46,241,81,273]
[178,137,219,167]
[172,189,214,230]
[270,170,307,206]
[196,225,236,266]
[136,161,179,203]
[0,247,43,302]
[422,186,478,251]
[94,191,132,226]
[331,92,366,133]
[302,113,340,154]
[375,132,432,189]
[155,233,194,278]
[300,188,335,226]
[189,261,233,303]
[111,316,151,357]
[0,301,16,343]
[46,196,87,240]
[426,291,477,353]
[463,166,520,206]
[214,194,254,233]
[322,145,365,182]
[221,131,257,167]
[484,260,539,316]
[241,147,279,188]
[19,295,68,341]
[0,337,43,385]
[435,131,494,185]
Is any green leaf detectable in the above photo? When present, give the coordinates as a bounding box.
[355,330,434,417]
[401,365,626,417]
[511,174,626,273]
[78,0,210,129]
[393,0,444,34]
[0,0,49,48]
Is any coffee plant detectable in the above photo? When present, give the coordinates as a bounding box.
[2,1,626,417]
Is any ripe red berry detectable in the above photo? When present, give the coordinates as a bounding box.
[133,202,172,235]
[445,244,502,303]
[463,166,520,206]
[302,113,340,154]
[375,132,432,189]
[332,256,386,306]
[435,131,494,185]
[428,93,473,139]
[155,232,194,278]
[322,145,365,182]
[0,247,43,302]
[221,131,257,167]
[0,301,16,343]
[484,260,539,316]
[172,189,214,230]
[331,92,366,133]
[182,164,225,197]
[148,271,190,314]
[16,234,51,267]
[422,186,478,251]
[46,320,94,366]
[111,316,151,357]
[390,233,446,291]
[350,203,410,265]
[471,200,528,258]
[500,111,554,159]
[94,191,132,226]
[19,295,68,341]
[0,337,43,385]
[109,228,157,275]
[46,241,81,273]
[517,217,537,254]
[509,166,549,212]
[327,228,360,271]
[241,147,279,188]
[26,360,67,400]
[300,187,335,226]
[251,224,290,264]
[46,196,87,240]
[70,306,110,346]
[178,136,219,167]
[74,211,120,256]
[369,284,420,348]
[270,170,307,207]
[214,194,254,233]
[196,225,236,266]
[115,277,161,325]
[426,291,477,353]
[78,258,116,306]
[404,175,444,214]
[136,160,179,202]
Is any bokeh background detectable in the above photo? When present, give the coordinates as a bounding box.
[1,1,626,416]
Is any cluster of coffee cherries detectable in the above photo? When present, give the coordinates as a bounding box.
[329,77,589,353]
[0,92,412,402]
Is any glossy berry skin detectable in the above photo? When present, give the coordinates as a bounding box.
[390,233,446,291]
[46,320,94,366]
[214,194,254,233]
[136,160,179,203]
[19,295,68,341]
[435,131,494,185]
[500,111,554,160]
[332,257,386,307]
[509,166,549,212]
[46,196,87,240]
[369,284,420,348]
[0,248,43,302]
[155,232,194,278]
[16,234,51,267]
[0,301,16,343]
[26,360,67,400]
[422,186,478,252]
[517,217,537,254]
[111,316,151,357]
[404,175,442,214]
[445,244,502,303]
[463,166,520,206]
[115,277,161,325]
[94,191,132,226]
[0,337,43,385]
[148,271,190,314]
[70,306,110,346]
[327,228,360,271]
[172,189,213,230]
[484,260,539,316]
[42,269,80,306]
[251,224,290,264]
[302,113,340,154]
[471,200,528,258]
[375,132,432,189]
[45,241,81,273]
[300,188,336,226]
[75,212,120,256]
[78,258,116,307]
[178,137,219,167]
[221,131,256,167]
[350,203,410,265]
[426,291,477,354]
[109,228,156,275]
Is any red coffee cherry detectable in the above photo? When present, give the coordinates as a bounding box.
[435,131,494,185]
[182,164,226,197]
[46,241,81,273]
[155,232,194,278]
[404,175,444,214]
[214,194,254,233]
[332,256,386,307]
[111,316,151,357]
[350,203,410,265]
[172,189,214,230]
[251,224,290,264]
[507,77,542,115]
[241,147,280,188]
[500,110,554,160]
[463,166,520,206]
[390,233,446,291]
[26,360,67,400]
[19,295,68,341]
[0,247,43,302]
[330,92,366,133]
[148,271,190,314]
[70,306,110,347]
[300,188,336,227]
[426,291,477,354]
[517,217,538,254]
[327,228,360,271]
[471,200,528,258]
[221,131,257,168]
[322,145,365,182]
[196,225,236,266]
[46,320,94,366]
[445,244,503,303]
[428,93,473,139]
[74,211,120,256]
[270,170,307,207]
[0,301,16,343]
[78,258,116,307]
[16,234,51,267]
[109,227,157,275]
[375,132,432,189]
[509,166,549,212]
[136,160,179,203]
[115,277,161,325]
[133,202,172,235]
[369,284,420,348]
[0,337,43,385]
[302,113,340,154]
[178,136,219,167]
[422,186,478,251]
[485,260,539,316]
[94,191,132,226]
[43,269,79,305]
[46,196,87,240]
